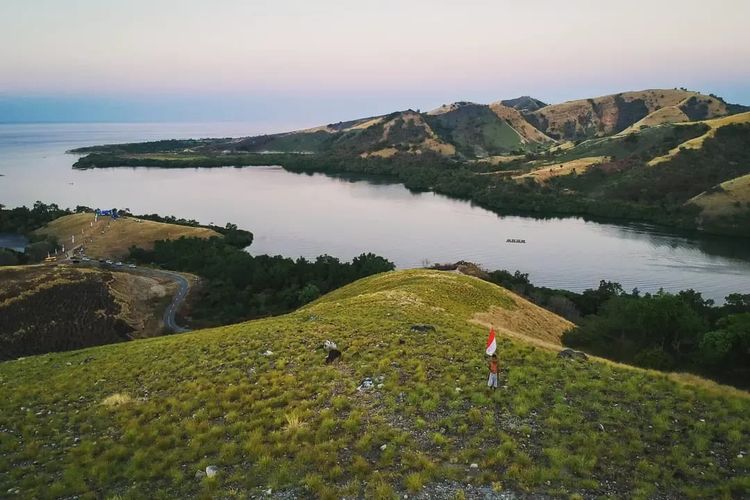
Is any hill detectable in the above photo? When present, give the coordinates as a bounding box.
[0,264,181,360]
[525,89,743,141]
[0,270,747,498]
[68,88,750,236]
[34,213,221,259]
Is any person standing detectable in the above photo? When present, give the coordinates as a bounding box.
[488,353,499,390]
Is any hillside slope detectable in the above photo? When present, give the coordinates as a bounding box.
[1,270,747,498]
[526,89,739,141]
[0,264,178,360]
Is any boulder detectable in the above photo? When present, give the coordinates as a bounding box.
[205,465,219,478]
[557,348,588,361]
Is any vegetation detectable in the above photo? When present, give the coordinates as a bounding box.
[0,202,70,265]
[0,266,133,360]
[455,263,750,389]
[130,234,394,326]
[69,90,750,237]
[0,270,747,498]
[563,289,750,389]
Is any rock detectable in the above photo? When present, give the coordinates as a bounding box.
[325,349,342,364]
[265,488,273,495]
[598,423,605,432]
[557,348,588,361]
[380,444,387,451]
[194,470,206,480]
[323,340,338,351]
[205,465,218,478]
[262,350,273,356]
[410,324,436,333]
[358,378,374,391]
[470,463,479,469]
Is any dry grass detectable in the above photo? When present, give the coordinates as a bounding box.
[35,212,220,259]
[360,147,398,159]
[489,102,554,144]
[514,156,608,183]
[621,105,690,134]
[471,292,574,347]
[529,89,724,139]
[101,393,135,407]
[649,111,750,165]
[108,271,178,338]
[688,173,750,216]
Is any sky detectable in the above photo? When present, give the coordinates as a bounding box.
[1,0,749,127]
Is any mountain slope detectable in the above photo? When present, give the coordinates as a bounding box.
[1,270,747,498]
[525,89,740,141]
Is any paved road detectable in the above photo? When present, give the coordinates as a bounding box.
[65,259,192,334]
[148,269,191,333]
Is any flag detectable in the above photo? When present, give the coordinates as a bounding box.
[485,327,497,355]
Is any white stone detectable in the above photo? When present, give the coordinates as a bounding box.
[205,465,218,478]
[380,444,387,451]
[470,463,479,469]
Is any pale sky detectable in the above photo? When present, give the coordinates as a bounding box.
[1,0,749,124]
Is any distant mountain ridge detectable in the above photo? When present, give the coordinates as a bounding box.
[70,88,750,237]
[218,88,747,160]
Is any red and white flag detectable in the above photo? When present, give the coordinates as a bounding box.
[485,327,497,355]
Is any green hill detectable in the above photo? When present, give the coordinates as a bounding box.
[1,270,747,498]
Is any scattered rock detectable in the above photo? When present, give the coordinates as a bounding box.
[410,324,436,333]
[470,463,479,469]
[357,378,374,391]
[262,350,273,356]
[205,465,218,478]
[557,348,588,361]
[325,349,342,364]
[194,470,206,480]
[380,444,387,451]
[265,488,273,495]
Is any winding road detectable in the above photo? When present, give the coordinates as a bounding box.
[148,269,191,333]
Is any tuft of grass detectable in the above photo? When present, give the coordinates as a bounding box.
[0,270,747,498]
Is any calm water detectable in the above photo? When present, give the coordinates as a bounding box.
[1,122,749,301]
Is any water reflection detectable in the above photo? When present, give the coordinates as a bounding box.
[1,122,748,302]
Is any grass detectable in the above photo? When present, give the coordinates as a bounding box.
[0,269,747,498]
[648,111,750,165]
[34,213,220,259]
[688,172,750,216]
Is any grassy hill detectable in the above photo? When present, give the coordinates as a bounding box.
[0,264,179,360]
[35,213,221,259]
[525,89,742,141]
[1,270,747,498]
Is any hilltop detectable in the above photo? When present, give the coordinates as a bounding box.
[70,88,750,236]
[0,270,747,498]
[34,212,221,259]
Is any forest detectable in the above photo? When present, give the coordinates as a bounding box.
[129,235,394,326]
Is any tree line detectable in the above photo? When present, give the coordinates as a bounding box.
[481,267,749,389]
[129,234,394,326]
